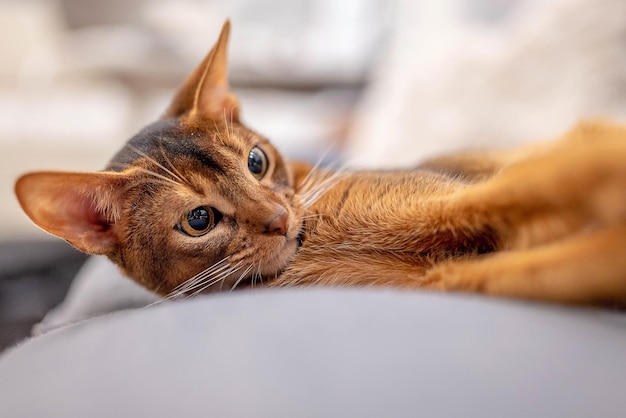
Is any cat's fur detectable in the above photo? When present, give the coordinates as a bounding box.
[15,22,626,306]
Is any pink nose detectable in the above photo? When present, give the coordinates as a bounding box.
[265,209,289,236]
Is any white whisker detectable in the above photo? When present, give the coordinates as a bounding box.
[230,265,254,292]
[125,143,187,186]
[175,264,234,297]
[107,161,178,186]
[222,109,235,143]
[212,119,228,145]
[300,167,349,208]
[187,264,242,298]
[146,257,237,306]
[301,213,325,220]
[171,256,230,293]
[298,143,339,189]
[133,166,182,187]
[159,148,192,186]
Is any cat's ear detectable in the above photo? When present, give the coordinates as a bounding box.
[165,20,240,122]
[15,171,128,255]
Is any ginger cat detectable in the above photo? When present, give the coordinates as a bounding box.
[15,22,626,306]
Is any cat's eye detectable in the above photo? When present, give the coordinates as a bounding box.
[248,146,268,179]
[177,206,221,237]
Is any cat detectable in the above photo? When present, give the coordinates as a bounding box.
[14,21,626,306]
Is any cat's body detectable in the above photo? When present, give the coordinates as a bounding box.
[15,22,626,306]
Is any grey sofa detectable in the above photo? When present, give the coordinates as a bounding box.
[1,287,625,417]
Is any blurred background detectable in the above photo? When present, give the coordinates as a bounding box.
[1,0,625,349]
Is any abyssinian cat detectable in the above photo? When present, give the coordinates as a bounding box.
[15,22,626,306]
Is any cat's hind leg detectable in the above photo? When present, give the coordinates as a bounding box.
[421,224,626,306]
[415,121,626,305]
[440,122,626,249]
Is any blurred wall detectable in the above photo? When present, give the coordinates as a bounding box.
[3,0,625,241]
[0,0,392,241]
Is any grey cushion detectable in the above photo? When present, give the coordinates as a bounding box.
[1,289,625,418]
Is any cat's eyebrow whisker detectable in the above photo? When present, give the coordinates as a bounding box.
[159,147,192,187]
[133,167,182,187]
[124,143,187,187]
[229,109,236,140]
[119,164,180,188]
[108,162,171,188]
[108,161,181,189]
[212,119,228,146]
[222,108,235,143]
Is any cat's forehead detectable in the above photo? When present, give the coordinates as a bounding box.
[107,117,259,171]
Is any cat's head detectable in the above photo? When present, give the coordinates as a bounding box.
[15,21,309,295]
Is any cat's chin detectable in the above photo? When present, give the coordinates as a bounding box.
[233,235,301,290]
[259,236,301,277]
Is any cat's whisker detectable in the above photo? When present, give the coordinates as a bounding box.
[230,264,254,292]
[148,258,236,305]
[132,166,182,187]
[108,162,178,188]
[171,265,232,299]
[124,143,187,187]
[170,256,231,293]
[298,161,347,197]
[212,120,228,146]
[298,142,340,191]
[163,267,234,302]
[298,169,325,198]
[301,214,325,220]
[300,169,349,208]
[228,110,233,137]
[187,265,242,298]
[178,261,244,298]
[222,109,235,143]
[186,264,241,295]
[251,265,262,288]
[159,147,192,187]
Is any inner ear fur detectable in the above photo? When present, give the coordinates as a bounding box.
[165,20,240,122]
[15,171,129,255]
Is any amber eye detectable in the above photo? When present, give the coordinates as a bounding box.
[248,146,268,179]
[177,206,221,237]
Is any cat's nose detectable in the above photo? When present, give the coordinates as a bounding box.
[264,208,289,236]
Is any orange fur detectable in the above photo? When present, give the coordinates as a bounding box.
[14,22,626,306]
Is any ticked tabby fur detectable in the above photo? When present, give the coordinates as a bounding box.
[15,22,626,306]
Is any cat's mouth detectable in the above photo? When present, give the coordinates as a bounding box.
[230,226,305,290]
[296,228,305,249]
